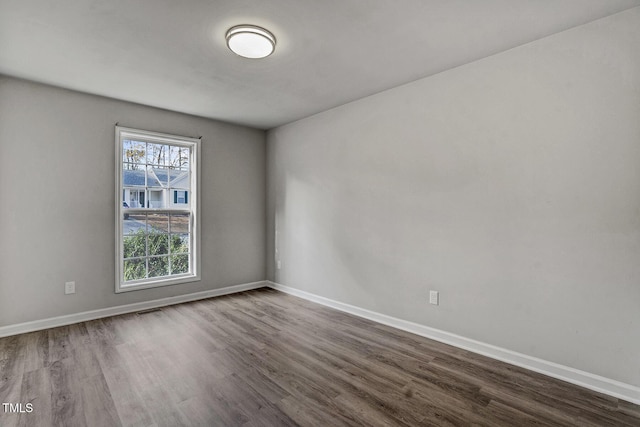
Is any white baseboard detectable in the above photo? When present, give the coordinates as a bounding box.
[267,281,640,405]
[0,280,267,338]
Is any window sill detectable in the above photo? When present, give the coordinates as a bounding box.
[116,274,201,293]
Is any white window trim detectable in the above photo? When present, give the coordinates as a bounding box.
[115,126,201,293]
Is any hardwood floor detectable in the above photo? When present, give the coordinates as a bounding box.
[0,288,638,426]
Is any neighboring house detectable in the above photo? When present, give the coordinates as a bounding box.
[123,168,189,209]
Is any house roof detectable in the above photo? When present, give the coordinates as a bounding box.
[123,168,188,188]
[154,169,189,187]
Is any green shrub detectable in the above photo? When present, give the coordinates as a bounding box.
[123,229,189,281]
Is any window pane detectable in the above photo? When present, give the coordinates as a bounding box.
[152,166,171,187]
[170,254,189,275]
[148,256,169,278]
[169,146,190,170]
[123,140,146,165]
[147,190,165,208]
[123,189,145,209]
[146,167,166,208]
[123,234,146,258]
[123,162,145,171]
[148,232,169,256]
[124,258,146,281]
[123,213,146,235]
[169,169,189,190]
[170,234,189,254]
[148,213,169,233]
[170,213,189,234]
[147,143,168,166]
[123,168,146,191]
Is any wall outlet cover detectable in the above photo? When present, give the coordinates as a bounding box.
[429,290,439,305]
[65,281,76,295]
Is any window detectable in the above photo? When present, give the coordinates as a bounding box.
[115,126,200,292]
[174,190,188,205]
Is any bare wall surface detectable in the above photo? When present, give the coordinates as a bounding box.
[0,77,266,326]
[267,8,640,386]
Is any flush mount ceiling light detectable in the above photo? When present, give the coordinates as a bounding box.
[225,25,276,59]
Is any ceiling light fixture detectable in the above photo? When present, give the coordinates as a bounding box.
[225,25,276,59]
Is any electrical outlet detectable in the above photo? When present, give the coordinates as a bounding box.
[276,260,281,269]
[429,290,439,305]
[65,281,76,295]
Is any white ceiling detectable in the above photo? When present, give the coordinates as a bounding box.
[1,0,639,129]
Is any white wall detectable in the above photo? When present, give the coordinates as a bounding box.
[267,8,640,387]
[0,77,266,326]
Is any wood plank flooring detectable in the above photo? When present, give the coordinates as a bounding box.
[0,288,638,426]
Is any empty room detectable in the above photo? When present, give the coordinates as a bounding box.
[1,1,639,426]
